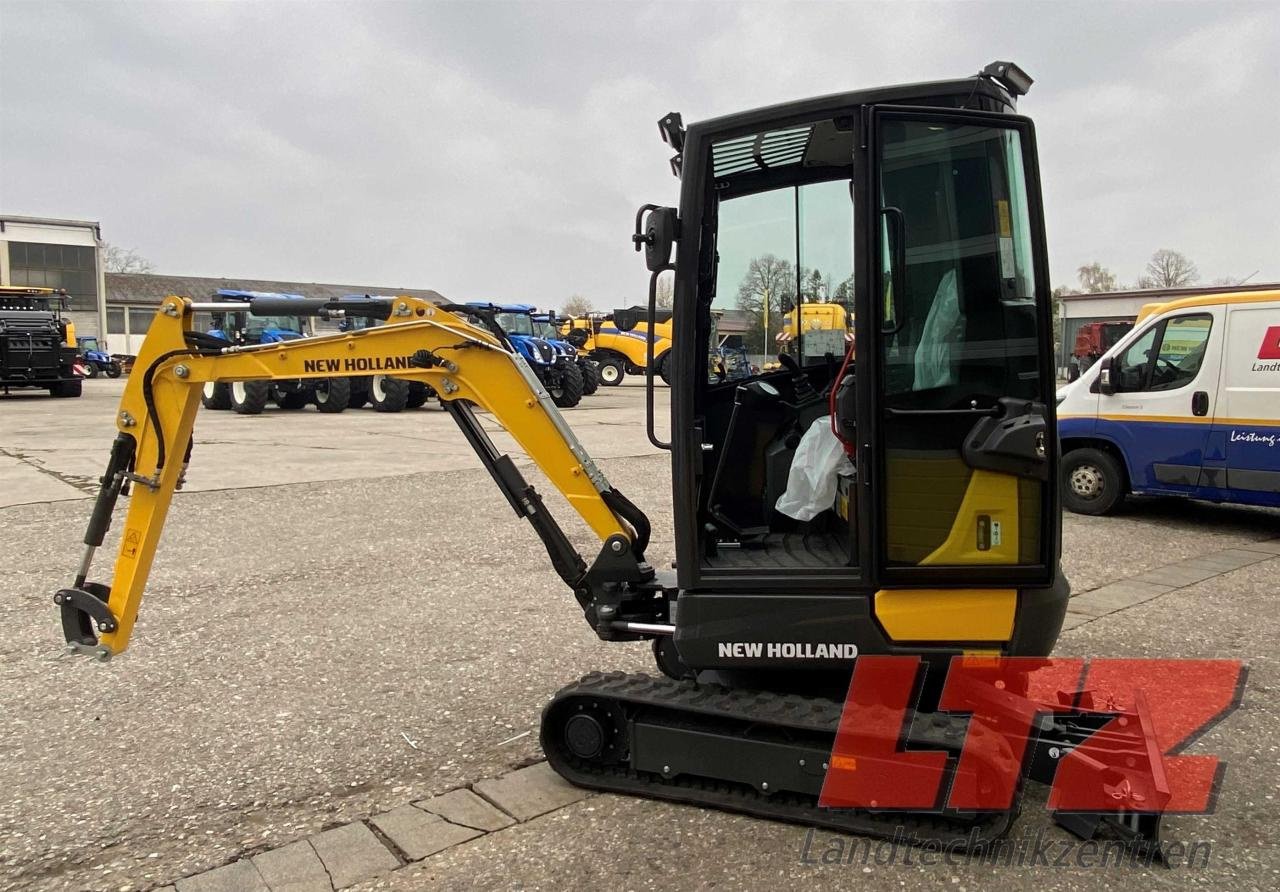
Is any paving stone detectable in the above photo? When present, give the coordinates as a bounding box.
[157,887,178,892]
[371,804,482,861]
[1069,580,1172,617]
[1212,548,1275,563]
[1183,552,1260,570]
[309,822,399,889]
[252,839,333,891]
[415,787,516,831]
[472,761,590,822]
[1059,612,1093,632]
[175,860,267,892]
[1241,539,1280,554]
[1135,563,1222,588]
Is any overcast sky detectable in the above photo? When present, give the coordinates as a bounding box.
[3,1,1277,308]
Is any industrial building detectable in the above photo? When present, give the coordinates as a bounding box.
[0,214,106,340]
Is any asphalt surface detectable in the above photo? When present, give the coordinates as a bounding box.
[2,378,1278,891]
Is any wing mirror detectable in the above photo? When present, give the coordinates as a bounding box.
[1097,355,1117,395]
[633,205,679,272]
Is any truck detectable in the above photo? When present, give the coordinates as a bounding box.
[767,302,853,370]
[560,307,673,386]
[0,286,83,397]
[200,289,350,414]
[1066,320,1132,381]
[1057,289,1280,514]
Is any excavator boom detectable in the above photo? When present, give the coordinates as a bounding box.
[57,294,659,659]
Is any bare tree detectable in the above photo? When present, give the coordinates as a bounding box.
[1140,249,1198,289]
[102,242,155,274]
[560,294,593,316]
[654,272,674,309]
[736,254,796,353]
[1075,262,1117,293]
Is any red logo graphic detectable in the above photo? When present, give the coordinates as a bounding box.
[1259,326,1280,360]
[819,656,1244,814]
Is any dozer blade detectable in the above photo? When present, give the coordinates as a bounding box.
[541,672,1017,848]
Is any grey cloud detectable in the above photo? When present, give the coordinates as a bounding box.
[2,1,1276,309]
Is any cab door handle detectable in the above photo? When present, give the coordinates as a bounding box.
[1191,391,1209,417]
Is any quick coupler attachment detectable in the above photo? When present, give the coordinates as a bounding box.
[55,582,117,661]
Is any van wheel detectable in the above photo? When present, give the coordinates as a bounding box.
[597,357,624,386]
[370,375,409,412]
[1061,448,1125,515]
[231,380,270,415]
[202,382,232,410]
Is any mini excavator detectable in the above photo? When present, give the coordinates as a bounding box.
[57,63,1175,853]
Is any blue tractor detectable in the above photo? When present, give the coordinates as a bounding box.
[335,296,437,411]
[76,336,122,378]
[200,290,350,414]
[465,302,584,408]
[532,311,599,395]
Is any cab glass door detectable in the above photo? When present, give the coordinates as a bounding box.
[870,109,1053,582]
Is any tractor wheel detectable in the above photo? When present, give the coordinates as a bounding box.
[274,387,310,410]
[106,361,123,379]
[86,363,101,379]
[313,377,351,413]
[231,380,270,415]
[202,382,232,410]
[405,381,430,409]
[657,352,672,386]
[596,356,624,386]
[549,362,584,408]
[347,378,369,409]
[578,360,599,395]
[370,375,409,412]
[50,378,83,398]
[1061,447,1126,515]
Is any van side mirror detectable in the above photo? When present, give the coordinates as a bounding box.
[1098,355,1117,395]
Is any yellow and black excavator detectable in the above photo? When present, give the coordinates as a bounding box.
[55,63,1171,852]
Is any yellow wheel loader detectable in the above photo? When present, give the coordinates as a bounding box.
[55,62,1172,853]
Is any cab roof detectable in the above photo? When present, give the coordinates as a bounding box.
[215,288,306,301]
[466,301,537,314]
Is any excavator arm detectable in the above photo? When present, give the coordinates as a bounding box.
[57,294,663,660]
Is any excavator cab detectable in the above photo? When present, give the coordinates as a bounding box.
[636,61,1065,684]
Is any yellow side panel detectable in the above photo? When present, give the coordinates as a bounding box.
[920,469,1021,565]
[874,588,1016,642]
[65,320,76,347]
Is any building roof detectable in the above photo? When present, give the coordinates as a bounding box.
[1059,282,1280,303]
[106,272,445,306]
[0,213,102,231]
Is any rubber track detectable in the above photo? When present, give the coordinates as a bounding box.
[542,671,1017,848]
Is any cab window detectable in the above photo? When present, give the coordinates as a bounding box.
[1114,313,1212,392]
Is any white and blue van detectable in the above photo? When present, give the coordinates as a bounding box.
[1057,289,1280,514]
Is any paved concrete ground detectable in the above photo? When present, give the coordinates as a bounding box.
[1,379,1277,891]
